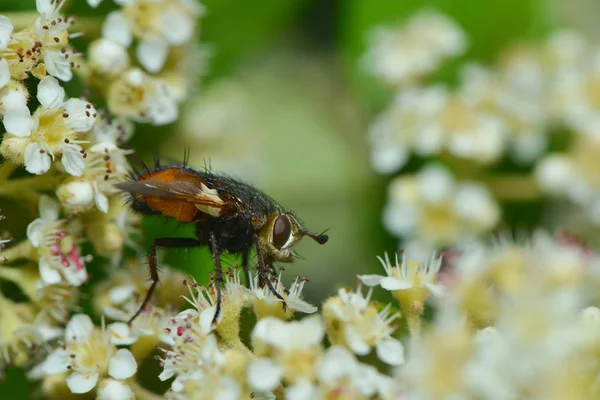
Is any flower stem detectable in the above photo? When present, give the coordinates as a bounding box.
[1,11,38,30]
[406,313,422,339]
[130,381,164,400]
[0,174,63,196]
[0,163,16,183]
[483,174,541,201]
[0,240,36,264]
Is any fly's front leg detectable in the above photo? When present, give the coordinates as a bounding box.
[129,237,202,324]
[253,233,287,310]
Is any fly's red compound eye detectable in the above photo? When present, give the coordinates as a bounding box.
[272,214,292,249]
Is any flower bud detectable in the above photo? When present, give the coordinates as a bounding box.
[56,179,94,214]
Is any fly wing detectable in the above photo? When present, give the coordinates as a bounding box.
[116,179,225,217]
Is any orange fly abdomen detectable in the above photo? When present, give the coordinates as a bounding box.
[135,167,207,222]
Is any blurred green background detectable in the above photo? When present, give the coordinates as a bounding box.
[1,0,593,397]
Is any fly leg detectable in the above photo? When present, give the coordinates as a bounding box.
[209,231,224,326]
[129,237,202,325]
[241,249,252,287]
[253,233,287,311]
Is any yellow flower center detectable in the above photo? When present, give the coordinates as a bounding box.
[0,30,42,79]
[32,107,71,152]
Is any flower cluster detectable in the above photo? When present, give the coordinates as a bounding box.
[0,0,204,387]
[365,10,600,245]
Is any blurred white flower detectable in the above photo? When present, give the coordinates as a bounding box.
[88,38,130,78]
[382,164,500,246]
[1,76,96,175]
[250,316,324,386]
[26,196,90,286]
[535,130,600,224]
[107,68,179,125]
[43,314,137,395]
[102,0,204,73]
[364,9,466,86]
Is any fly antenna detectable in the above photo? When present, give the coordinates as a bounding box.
[304,228,329,245]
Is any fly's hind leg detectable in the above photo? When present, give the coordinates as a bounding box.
[209,231,224,325]
[129,237,202,325]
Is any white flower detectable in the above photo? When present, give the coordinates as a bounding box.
[323,287,404,365]
[57,138,132,213]
[2,77,96,175]
[88,38,130,77]
[364,9,466,86]
[368,85,448,174]
[359,252,445,298]
[382,164,500,245]
[103,0,204,72]
[33,0,79,81]
[245,273,317,319]
[107,68,179,125]
[26,196,89,286]
[250,316,324,386]
[43,314,137,394]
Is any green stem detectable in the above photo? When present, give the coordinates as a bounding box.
[483,174,541,202]
[130,381,164,400]
[0,163,16,183]
[1,12,38,30]
[0,240,36,264]
[0,174,63,195]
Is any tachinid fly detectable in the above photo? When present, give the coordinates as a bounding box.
[116,156,328,324]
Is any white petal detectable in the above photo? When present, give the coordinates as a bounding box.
[344,325,370,356]
[66,372,99,394]
[371,146,408,174]
[0,16,14,51]
[160,10,194,45]
[136,37,169,73]
[248,359,282,392]
[62,265,88,287]
[375,337,405,366]
[318,346,356,383]
[64,98,96,132]
[285,381,316,400]
[109,323,137,346]
[0,58,9,89]
[199,306,218,333]
[3,108,34,137]
[87,0,103,7]
[39,259,62,285]
[26,218,45,247]
[24,142,52,174]
[0,86,28,113]
[65,314,94,342]
[108,349,137,380]
[287,299,317,314]
[97,379,134,400]
[36,0,54,15]
[37,76,65,108]
[102,12,132,47]
[216,377,242,400]
[424,282,445,297]
[61,149,85,176]
[356,274,385,287]
[108,284,136,305]
[380,277,412,291]
[43,348,71,375]
[95,191,109,213]
[44,51,73,82]
[39,195,59,221]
